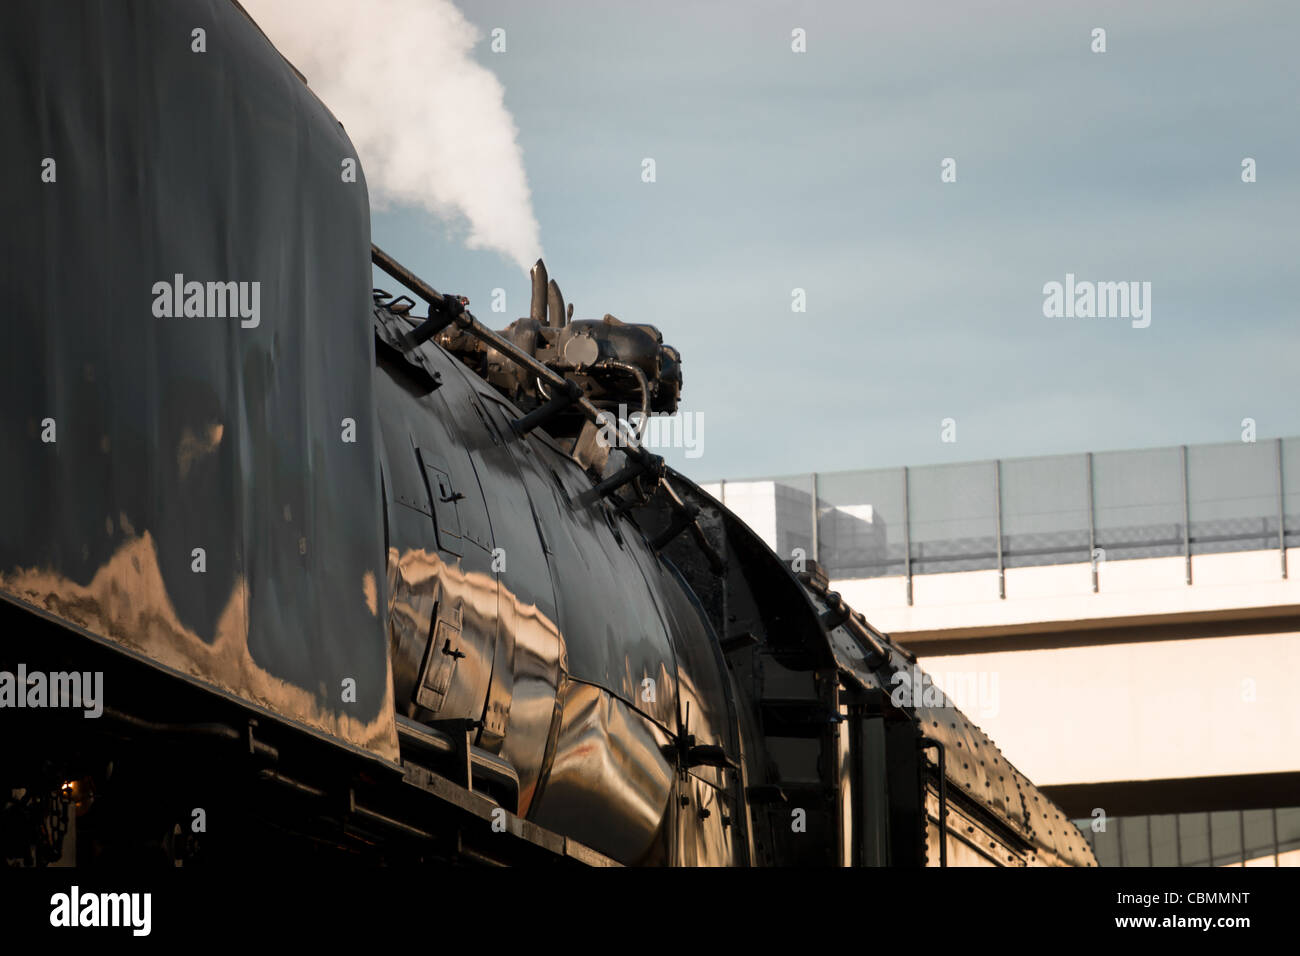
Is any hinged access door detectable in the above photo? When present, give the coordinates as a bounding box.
[415,601,465,712]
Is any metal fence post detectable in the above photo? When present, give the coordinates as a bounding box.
[1277,438,1288,580]
[810,471,819,566]
[1180,444,1191,585]
[902,466,913,606]
[994,459,1005,599]
[1087,452,1098,593]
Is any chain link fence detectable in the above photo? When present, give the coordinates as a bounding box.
[716,437,1298,595]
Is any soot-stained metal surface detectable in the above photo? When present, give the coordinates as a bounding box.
[0,0,395,761]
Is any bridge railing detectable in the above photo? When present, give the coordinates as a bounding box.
[714,437,1299,603]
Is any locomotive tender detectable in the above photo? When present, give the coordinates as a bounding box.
[0,0,1094,867]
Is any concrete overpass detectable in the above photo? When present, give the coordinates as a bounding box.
[702,436,1300,865]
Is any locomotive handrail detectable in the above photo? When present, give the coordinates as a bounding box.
[372,243,726,575]
[372,243,648,461]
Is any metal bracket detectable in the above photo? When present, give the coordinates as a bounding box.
[511,379,583,436]
[918,736,948,867]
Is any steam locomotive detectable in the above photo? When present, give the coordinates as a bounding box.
[0,0,1094,867]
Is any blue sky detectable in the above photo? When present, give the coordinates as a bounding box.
[369,0,1300,481]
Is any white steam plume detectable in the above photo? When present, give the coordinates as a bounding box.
[241,0,543,271]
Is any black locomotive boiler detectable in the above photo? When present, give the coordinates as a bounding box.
[0,0,1094,868]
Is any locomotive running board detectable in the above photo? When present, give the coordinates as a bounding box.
[396,714,521,814]
[397,761,621,866]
